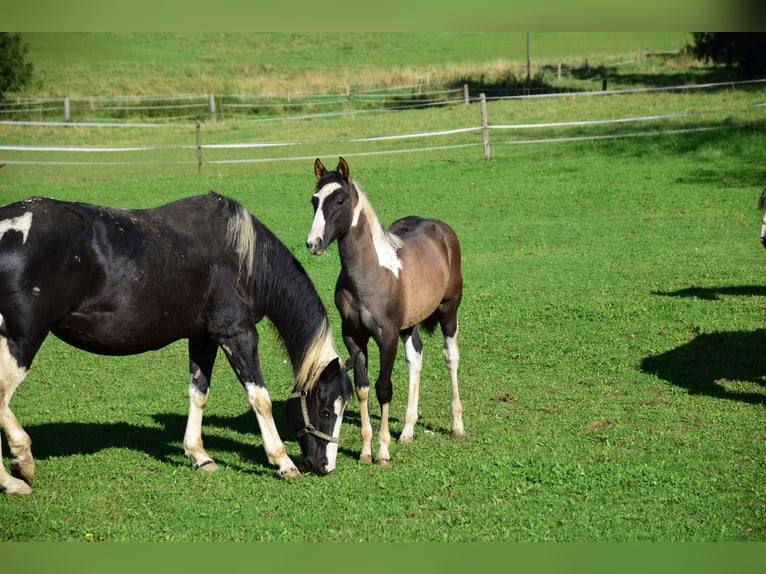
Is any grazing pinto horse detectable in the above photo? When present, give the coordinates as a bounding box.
[307,158,465,466]
[0,193,352,494]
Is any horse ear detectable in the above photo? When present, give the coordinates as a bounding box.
[314,158,327,181]
[337,157,350,181]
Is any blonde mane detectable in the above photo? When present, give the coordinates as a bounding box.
[294,318,340,392]
[352,184,404,277]
[224,203,256,282]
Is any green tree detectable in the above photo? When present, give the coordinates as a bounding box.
[0,33,34,102]
[690,32,766,75]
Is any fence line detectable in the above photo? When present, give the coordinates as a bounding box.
[0,124,750,167]
[2,99,762,157]
[3,78,764,126]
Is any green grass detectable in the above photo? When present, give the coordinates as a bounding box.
[17,32,692,97]
[1,33,765,541]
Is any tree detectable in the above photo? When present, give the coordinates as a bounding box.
[690,32,766,75]
[0,33,34,102]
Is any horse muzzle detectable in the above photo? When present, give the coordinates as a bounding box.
[306,235,326,255]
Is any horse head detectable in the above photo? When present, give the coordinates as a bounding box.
[306,157,358,255]
[286,357,352,475]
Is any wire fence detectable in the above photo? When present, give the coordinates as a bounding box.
[0,84,468,125]
[1,79,764,169]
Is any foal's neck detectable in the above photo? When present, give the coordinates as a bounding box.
[339,188,403,279]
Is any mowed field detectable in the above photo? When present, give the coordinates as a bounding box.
[0,33,765,542]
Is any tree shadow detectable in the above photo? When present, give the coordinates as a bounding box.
[640,329,766,405]
[653,285,766,301]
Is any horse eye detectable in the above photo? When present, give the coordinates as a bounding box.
[320,410,331,420]
[336,197,345,205]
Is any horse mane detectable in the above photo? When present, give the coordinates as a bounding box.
[216,192,338,391]
[351,182,404,276]
[220,194,257,283]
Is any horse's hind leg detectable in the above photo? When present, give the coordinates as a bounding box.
[0,336,33,494]
[399,326,422,443]
[441,317,465,439]
[183,336,219,472]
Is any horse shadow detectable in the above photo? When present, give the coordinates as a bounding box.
[17,399,363,474]
[652,285,766,301]
[640,329,766,405]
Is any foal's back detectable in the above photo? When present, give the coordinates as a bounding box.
[387,215,463,329]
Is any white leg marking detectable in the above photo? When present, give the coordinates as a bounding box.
[244,383,300,478]
[443,329,465,438]
[399,334,422,443]
[356,386,373,463]
[0,212,33,245]
[0,336,33,494]
[377,402,391,465]
[183,382,217,471]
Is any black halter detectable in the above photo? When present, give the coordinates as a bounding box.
[289,389,339,443]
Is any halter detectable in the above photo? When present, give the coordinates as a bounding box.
[289,389,339,444]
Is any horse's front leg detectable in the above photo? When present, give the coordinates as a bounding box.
[1,336,35,494]
[342,323,372,463]
[374,332,399,467]
[183,336,219,472]
[219,327,300,479]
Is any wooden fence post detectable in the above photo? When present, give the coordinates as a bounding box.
[480,93,490,159]
[209,94,217,123]
[196,123,203,173]
[463,83,470,104]
[64,97,70,123]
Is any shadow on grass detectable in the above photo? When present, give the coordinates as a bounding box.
[18,400,363,474]
[640,329,766,405]
[653,285,766,301]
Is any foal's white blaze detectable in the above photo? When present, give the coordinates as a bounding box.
[0,212,33,245]
[308,182,342,250]
[324,396,345,473]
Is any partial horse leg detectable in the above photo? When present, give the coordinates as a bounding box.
[398,326,423,443]
[0,336,34,494]
[219,327,300,479]
[374,331,399,466]
[441,317,465,439]
[344,330,372,463]
[183,336,219,471]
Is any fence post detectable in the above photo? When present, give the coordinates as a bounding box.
[64,97,70,123]
[480,93,490,159]
[463,84,470,104]
[209,94,217,123]
[196,123,203,173]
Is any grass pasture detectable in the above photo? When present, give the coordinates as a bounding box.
[1,34,765,542]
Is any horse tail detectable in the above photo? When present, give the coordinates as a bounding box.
[421,313,440,335]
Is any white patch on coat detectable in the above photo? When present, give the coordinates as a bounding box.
[354,187,403,278]
[0,336,28,400]
[0,212,33,245]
